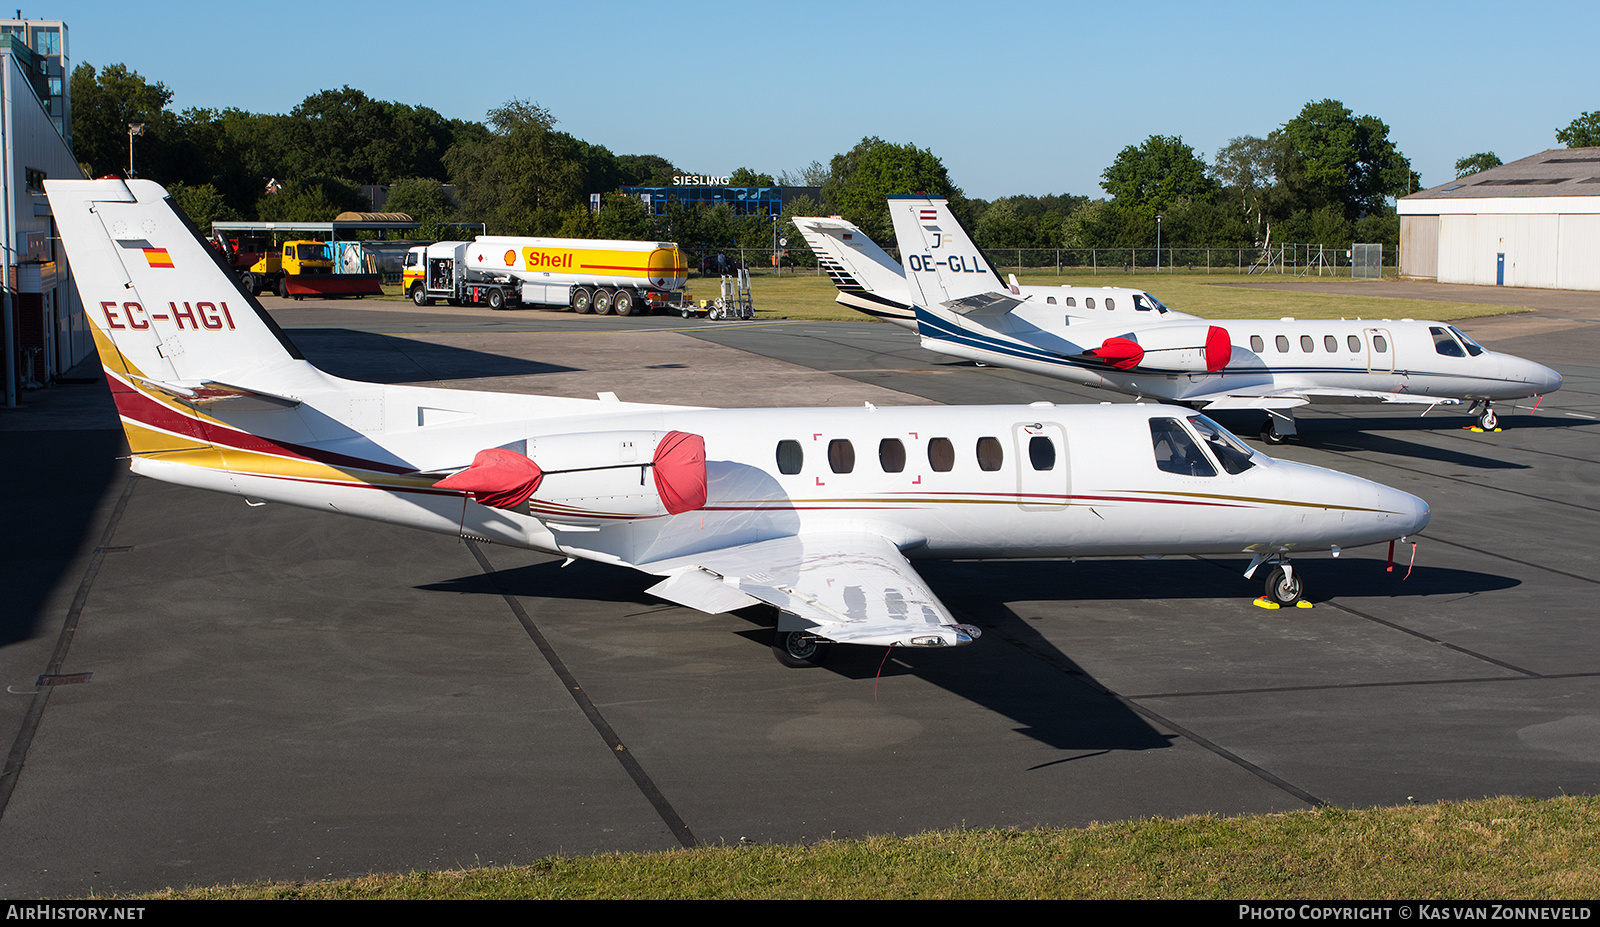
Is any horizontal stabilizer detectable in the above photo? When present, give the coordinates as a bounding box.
[943,291,1027,318]
[130,375,301,411]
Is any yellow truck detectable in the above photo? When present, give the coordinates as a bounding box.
[402,236,688,313]
[235,239,383,299]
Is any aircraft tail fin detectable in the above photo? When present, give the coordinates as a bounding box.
[791,216,913,322]
[887,195,1006,308]
[47,179,304,389]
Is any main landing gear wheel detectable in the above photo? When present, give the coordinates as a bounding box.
[1264,566,1304,606]
[1260,418,1288,445]
[773,630,832,668]
[1479,407,1499,430]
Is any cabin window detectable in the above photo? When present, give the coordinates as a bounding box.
[879,438,906,473]
[776,440,803,475]
[1276,335,1290,353]
[1373,334,1388,353]
[1028,435,1056,471]
[1150,418,1217,477]
[1250,335,1264,353]
[1300,335,1315,352]
[1105,298,1115,311]
[1047,297,1057,305]
[976,437,1004,472]
[1085,297,1096,309]
[403,251,418,267]
[1064,297,1076,308]
[1347,335,1361,352]
[1448,326,1485,356]
[928,437,955,472]
[1431,326,1466,357]
[828,439,856,474]
[1324,335,1338,352]
[1187,414,1255,475]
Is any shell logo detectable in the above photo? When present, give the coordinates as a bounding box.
[504,250,516,267]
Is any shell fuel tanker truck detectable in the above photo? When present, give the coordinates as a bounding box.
[403,236,689,314]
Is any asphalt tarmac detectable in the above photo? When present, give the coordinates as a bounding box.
[1,283,1597,897]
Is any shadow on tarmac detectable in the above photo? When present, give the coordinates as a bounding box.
[288,329,580,383]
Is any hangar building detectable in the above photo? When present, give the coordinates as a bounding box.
[1398,148,1600,291]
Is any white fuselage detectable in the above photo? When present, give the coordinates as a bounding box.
[127,360,1428,570]
[917,312,1562,407]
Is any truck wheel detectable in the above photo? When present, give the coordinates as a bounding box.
[613,289,634,316]
[410,284,432,307]
[593,289,614,314]
[572,287,593,314]
[240,272,256,295]
[277,277,289,299]
[487,288,505,310]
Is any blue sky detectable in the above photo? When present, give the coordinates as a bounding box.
[51,0,1599,200]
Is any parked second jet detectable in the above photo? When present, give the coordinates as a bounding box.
[814,197,1561,442]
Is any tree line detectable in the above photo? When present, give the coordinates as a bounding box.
[70,62,1599,257]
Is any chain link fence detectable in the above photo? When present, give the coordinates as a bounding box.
[681,243,1399,279]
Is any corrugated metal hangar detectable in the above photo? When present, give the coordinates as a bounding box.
[1399,147,1600,291]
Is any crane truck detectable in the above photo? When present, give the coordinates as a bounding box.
[402,236,688,314]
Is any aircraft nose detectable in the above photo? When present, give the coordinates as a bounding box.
[1535,363,1563,394]
[1393,487,1431,536]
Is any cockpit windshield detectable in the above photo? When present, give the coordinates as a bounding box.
[1447,325,1485,356]
[1150,418,1215,476]
[1186,414,1258,475]
[1133,292,1171,314]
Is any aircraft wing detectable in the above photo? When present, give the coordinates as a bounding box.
[1200,388,1462,410]
[638,533,977,648]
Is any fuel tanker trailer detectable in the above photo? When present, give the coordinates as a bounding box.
[404,236,688,314]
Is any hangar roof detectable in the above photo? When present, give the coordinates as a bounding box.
[1406,148,1600,200]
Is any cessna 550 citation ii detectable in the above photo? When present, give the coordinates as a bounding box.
[50,179,1430,666]
[887,196,1562,443]
[792,214,1191,329]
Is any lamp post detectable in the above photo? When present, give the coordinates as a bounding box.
[127,123,145,178]
[1155,214,1163,273]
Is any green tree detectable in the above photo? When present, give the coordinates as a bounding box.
[1211,134,1286,246]
[729,167,777,187]
[1454,152,1502,178]
[1555,112,1600,148]
[255,176,365,222]
[1100,135,1219,213]
[165,181,240,230]
[444,100,599,235]
[821,137,964,242]
[616,154,678,187]
[71,63,180,180]
[1273,100,1418,220]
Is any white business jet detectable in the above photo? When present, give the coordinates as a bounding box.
[887,196,1563,442]
[792,215,1191,329]
[49,179,1430,666]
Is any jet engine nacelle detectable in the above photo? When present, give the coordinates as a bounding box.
[1086,323,1230,373]
[436,430,707,521]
